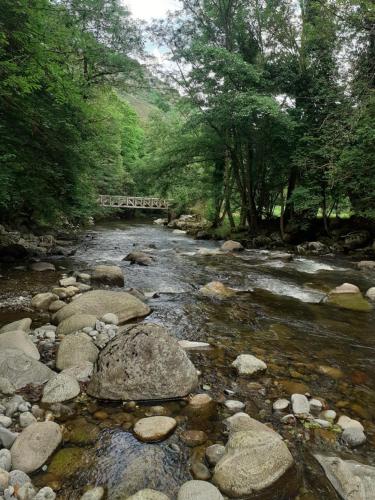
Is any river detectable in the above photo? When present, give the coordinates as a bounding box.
[1,219,375,499]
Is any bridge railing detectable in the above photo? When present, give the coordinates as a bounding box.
[98,195,170,210]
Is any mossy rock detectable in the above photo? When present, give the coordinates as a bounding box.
[48,447,88,477]
[326,292,373,312]
[63,417,100,445]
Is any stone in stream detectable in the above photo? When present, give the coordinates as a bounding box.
[205,445,225,466]
[366,287,375,301]
[177,480,223,500]
[357,260,375,271]
[325,283,372,312]
[59,276,76,287]
[92,265,124,287]
[30,262,55,272]
[0,318,32,334]
[49,300,66,313]
[273,399,290,412]
[87,323,198,401]
[178,340,210,350]
[337,415,364,431]
[188,394,213,410]
[0,331,40,360]
[180,430,207,447]
[134,417,177,443]
[53,290,150,325]
[314,454,375,500]
[31,292,59,311]
[123,252,154,266]
[341,428,366,447]
[80,487,105,500]
[42,373,80,403]
[126,490,170,500]
[291,394,310,417]
[56,314,97,336]
[11,422,62,473]
[213,413,297,498]
[0,349,54,389]
[231,354,267,376]
[221,240,244,252]
[56,332,99,370]
[224,400,245,412]
[199,281,235,299]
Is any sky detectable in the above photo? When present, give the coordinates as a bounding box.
[125,0,178,20]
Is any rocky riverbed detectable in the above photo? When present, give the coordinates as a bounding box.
[0,219,375,499]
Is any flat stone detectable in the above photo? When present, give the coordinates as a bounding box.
[53,290,150,325]
[0,319,32,334]
[273,399,290,411]
[0,349,54,389]
[232,354,267,376]
[92,265,124,287]
[205,445,225,466]
[57,332,99,370]
[337,415,364,431]
[59,277,76,287]
[31,293,58,311]
[127,490,170,500]
[314,454,375,499]
[0,331,40,360]
[134,417,177,442]
[42,373,80,403]
[177,480,223,500]
[342,428,366,447]
[178,340,210,350]
[180,430,207,447]
[326,286,372,312]
[291,394,310,417]
[0,428,18,448]
[30,262,55,272]
[10,422,62,473]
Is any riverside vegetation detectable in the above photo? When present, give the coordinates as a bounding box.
[0,0,375,499]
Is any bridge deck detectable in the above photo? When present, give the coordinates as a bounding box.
[99,195,169,210]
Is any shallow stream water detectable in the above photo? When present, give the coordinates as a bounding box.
[1,219,375,499]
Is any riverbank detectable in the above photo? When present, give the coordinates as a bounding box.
[0,220,375,499]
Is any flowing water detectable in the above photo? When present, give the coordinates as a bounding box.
[1,219,375,499]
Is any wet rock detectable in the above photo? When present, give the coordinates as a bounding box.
[80,487,105,500]
[224,400,245,412]
[291,394,310,417]
[87,324,198,401]
[34,487,56,500]
[61,361,94,382]
[0,331,40,360]
[273,399,290,411]
[101,313,119,325]
[180,430,207,447]
[134,417,177,442]
[232,354,267,377]
[337,415,364,431]
[0,319,32,334]
[64,417,100,445]
[31,293,59,311]
[213,413,296,498]
[30,262,55,272]
[178,480,223,500]
[221,240,244,252]
[326,284,372,312]
[56,313,97,337]
[342,428,366,447]
[0,377,16,396]
[0,450,11,471]
[59,277,76,287]
[0,349,54,389]
[127,490,170,500]
[191,462,210,480]
[92,265,124,287]
[124,252,154,266]
[205,445,225,466]
[316,365,344,380]
[314,454,375,499]
[199,281,235,299]
[189,394,213,410]
[279,379,310,395]
[42,373,80,403]
[10,421,62,473]
[53,290,150,325]
[56,332,99,370]
[0,428,18,448]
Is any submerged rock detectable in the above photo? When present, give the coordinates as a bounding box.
[92,265,124,287]
[326,283,372,312]
[199,281,235,299]
[87,323,198,401]
[0,349,54,389]
[53,290,150,325]
[134,417,177,442]
[314,454,375,499]
[213,413,296,498]
[10,422,62,473]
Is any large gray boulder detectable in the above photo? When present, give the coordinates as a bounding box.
[11,422,62,473]
[314,454,375,499]
[0,331,40,360]
[213,413,296,498]
[56,332,99,370]
[0,318,32,334]
[0,349,54,389]
[53,290,150,325]
[87,323,198,401]
[42,373,80,403]
[56,314,97,336]
[92,265,124,287]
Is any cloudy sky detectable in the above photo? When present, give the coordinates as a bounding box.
[125,0,178,20]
